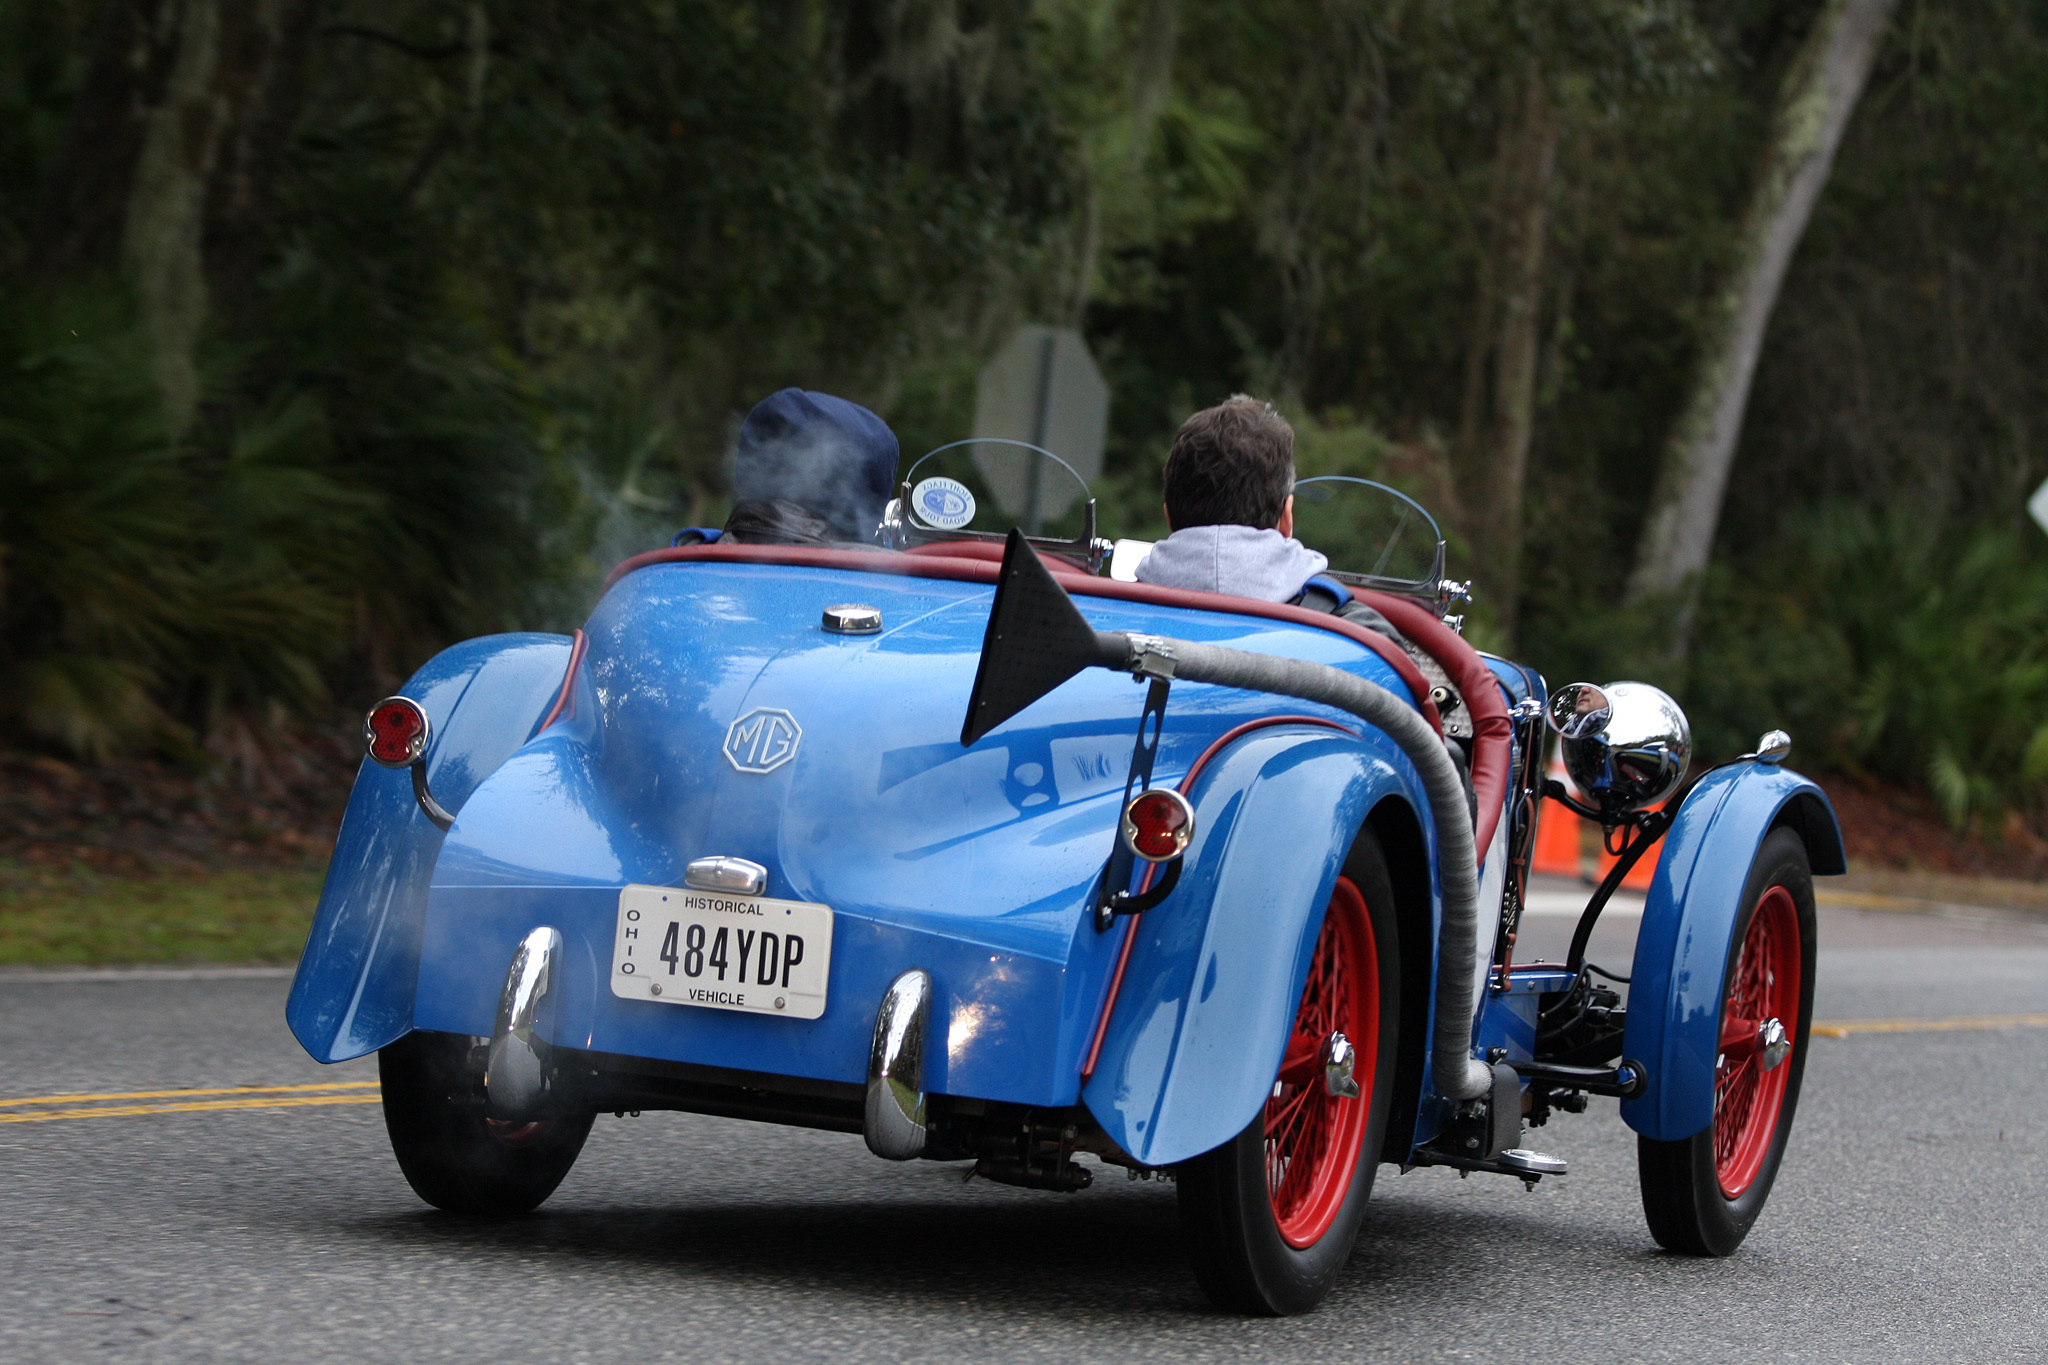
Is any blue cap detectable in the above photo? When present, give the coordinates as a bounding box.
[732,389,900,542]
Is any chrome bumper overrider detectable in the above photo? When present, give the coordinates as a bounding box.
[485,926,561,1119]
[864,969,931,1160]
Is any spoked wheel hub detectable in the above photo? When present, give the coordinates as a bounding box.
[1714,884,1802,1198]
[1263,876,1379,1248]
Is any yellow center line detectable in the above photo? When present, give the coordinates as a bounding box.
[0,1094,384,1124]
[0,1080,381,1109]
[5,1012,2038,1122]
[1812,1013,2048,1038]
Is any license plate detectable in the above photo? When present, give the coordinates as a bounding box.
[610,884,833,1019]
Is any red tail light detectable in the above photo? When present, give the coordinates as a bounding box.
[365,696,431,768]
[1121,788,1195,862]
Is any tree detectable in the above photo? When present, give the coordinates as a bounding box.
[1626,0,1900,637]
[1452,56,1557,644]
[29,0,318,426]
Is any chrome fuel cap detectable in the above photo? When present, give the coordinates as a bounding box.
[822,604,882,634]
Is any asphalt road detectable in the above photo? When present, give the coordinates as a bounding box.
[3,890,2046,1364]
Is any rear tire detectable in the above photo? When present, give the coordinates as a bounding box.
[1638,826,1815,1255]
[379,1030,595,1215]
[1176,831,1401,1315]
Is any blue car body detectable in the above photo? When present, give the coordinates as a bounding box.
[289,548,1843,1170]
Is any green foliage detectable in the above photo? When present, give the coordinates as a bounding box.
[2,0,2046,842]
[1802,515,2048,828]
[1553,509,2048,829]
[1733,0,2048,540]
[0,287,371,755]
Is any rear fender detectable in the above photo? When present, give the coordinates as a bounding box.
[1081,728,1424,1167]
[286,633,575,1063]
[1619,762,1844,1140]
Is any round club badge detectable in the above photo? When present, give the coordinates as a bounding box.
[911,476,976,530]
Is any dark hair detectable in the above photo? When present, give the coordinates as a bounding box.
[1161,395,1295,530]
[722,497,840,547]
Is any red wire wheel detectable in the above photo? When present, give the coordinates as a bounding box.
[1636,826,1816,1258]
[1177,830,1400,1314]
[1263,876,1378,1248]
[1713,884,1801,1198]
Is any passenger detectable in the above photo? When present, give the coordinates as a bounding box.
[1134,395,1313,599]
[708,388,900,547]
[1134,395,1399,632]
[1138,396,1471,771]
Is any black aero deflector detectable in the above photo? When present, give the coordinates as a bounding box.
[960,530,1127,746]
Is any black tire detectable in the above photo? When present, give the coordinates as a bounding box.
[378,1030,595,1216]
[1176,830,1402,1315]
[1638,826,1816,1255]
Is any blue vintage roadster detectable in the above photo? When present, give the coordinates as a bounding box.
[290,441,1841,1314]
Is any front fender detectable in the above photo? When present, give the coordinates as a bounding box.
[1619,762,1844,1141]
[1082,728,1421,1167]
[286,633,574,1063]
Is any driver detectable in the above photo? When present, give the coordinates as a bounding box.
[710,388,900,547]
[1133,396,1397,633]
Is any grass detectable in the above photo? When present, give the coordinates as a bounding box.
[0,859,324,966]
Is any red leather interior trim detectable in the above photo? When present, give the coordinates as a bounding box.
[904,540,1009,562]
[901,537,1102,578]
[1353,591,1513,856]
[600,544,1442,730]
[604,543,1017,592]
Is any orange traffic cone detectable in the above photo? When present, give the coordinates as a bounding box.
[1531,753,1585,878]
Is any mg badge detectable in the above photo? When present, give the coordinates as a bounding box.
[724,707,802,774]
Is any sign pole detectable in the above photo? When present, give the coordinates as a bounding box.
[1025,332,1057,535]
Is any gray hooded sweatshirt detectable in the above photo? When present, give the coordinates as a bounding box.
[1133,525,1329,603]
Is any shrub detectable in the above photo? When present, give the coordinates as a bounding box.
[1689,509,2048,829]
[0,288,370,757]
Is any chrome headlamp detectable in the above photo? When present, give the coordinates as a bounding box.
[1546,681,1692,817]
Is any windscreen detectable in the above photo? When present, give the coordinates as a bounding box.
[1290,476,1444,595]
[901,440,1094,543]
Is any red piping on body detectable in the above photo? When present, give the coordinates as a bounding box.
[536,628,589,733]
[1078,716,1359,1082]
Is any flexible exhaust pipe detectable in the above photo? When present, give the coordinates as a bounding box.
[1107,633,1493,1101]
[961,533,1495,1101]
